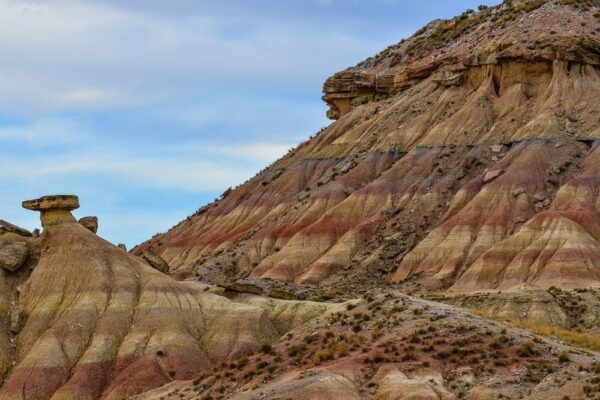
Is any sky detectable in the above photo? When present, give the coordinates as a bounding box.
[0,0,501,247]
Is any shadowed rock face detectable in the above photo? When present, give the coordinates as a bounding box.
[135,1,600,293]
[0,196,342,400]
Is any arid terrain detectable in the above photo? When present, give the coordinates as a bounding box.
[2,0,600,399]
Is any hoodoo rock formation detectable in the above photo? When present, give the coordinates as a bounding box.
[0,196,344,399]
[136,0,600,294]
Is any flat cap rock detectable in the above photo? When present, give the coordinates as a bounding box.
[23,195,80,211]
[0,220,32,237]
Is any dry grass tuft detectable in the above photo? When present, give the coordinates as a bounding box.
[470,309,600,352]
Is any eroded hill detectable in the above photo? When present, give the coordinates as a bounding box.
[136,0,600,295]
[0,196,344,399]
[0,196,598,399]
[3,1,600,399]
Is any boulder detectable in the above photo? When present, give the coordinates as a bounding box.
[142,250,170,273]
[512,186,526,197]
[268,289,298,300]
[374,369,455,400]
[434,72,464,87]
[78,216,98,234]
[0,241,29,271]
[490,144,505,153]
[534,192,547,201]
[483,169,504,183]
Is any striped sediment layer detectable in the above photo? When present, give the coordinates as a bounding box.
[135,1,600,292]
[0,199,342,400]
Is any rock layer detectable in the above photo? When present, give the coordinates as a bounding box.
[137,0,600,293]
[0,197,341,400]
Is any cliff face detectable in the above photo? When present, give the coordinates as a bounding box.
[136,0,600,293]
[323,0,600,120]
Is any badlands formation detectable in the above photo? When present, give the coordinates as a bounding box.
[2,0,600,399]
[1,201,598,400]
[137,0,600,297]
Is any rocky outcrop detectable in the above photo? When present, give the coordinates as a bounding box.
[79,216,99,233]
[141,249,169,274]
[323,0,600,119]
[0,220,31,237]
[22,194,80,229]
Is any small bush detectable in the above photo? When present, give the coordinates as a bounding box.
[260,344,273,354]
[558,351,570,363]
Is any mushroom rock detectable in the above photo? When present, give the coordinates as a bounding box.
[22,194,80,229]
[79,216,99,234]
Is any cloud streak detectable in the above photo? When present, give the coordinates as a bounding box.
[0,0,394,113]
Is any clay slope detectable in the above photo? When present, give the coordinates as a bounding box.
[134,291,600,400]
[0,196,341,400]
[136,0,600,292]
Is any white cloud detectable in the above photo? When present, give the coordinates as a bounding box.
[0,116,91,145]
[0,113,291,192]
[0,151,254,192]
[0,0,385,113]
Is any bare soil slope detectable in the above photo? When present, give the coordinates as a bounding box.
[137,0,600,293]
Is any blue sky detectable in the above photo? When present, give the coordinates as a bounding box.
[0,0,501,247]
